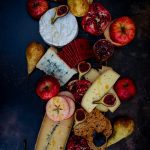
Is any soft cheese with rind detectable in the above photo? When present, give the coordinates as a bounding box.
[36,47,77,86]
[35,114,74,150]
[81,69,120,113]
[39,8,78,47]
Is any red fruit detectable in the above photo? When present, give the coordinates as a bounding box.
[61,96,75,119]
[93,39,114,62]
[110,16,136,46]
[36,75,60,100]
[82,2,111,36]
[67,80,91,104]
[27,0,49,20]
[46,96,70,121]
[114,77,136,101]
[67,135,90,150]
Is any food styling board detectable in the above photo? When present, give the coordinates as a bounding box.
[0,0,150,150]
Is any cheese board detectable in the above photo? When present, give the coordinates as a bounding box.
[0,0,150,150]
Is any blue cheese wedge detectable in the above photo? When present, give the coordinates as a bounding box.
[36,47,77,86]
[39,8,78,47]
[81,69,120,113]
[35,114,74,150]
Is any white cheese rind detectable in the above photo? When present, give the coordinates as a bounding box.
[81,69,120,113]
[36,47,77,86]
[39,8,78,47]
[35,114,74,150]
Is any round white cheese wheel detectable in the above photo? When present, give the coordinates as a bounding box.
[39,8,78,47]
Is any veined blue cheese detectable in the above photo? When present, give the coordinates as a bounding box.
[35,114,74,150]
[39,8,78,47]
[36,47,77,86]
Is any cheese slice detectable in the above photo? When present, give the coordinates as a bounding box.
[36,47,77,86]
[84,66,112,83]
[81,69,120,113]
[84,68,100,82]
[99,66,112,74]
[39,8,78,47]
[35,114,74,150]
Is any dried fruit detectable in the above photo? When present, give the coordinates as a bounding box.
[93,93,116,107]
[103,94,116,106]
[74,108,86,127]
[51,5,69,24]
[78,61,91,79]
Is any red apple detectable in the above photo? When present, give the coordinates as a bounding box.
[109,16,135,46]
[27,0,49,20]
[36,75,60,100]
[104,21,122,47]
[114,77,136,101]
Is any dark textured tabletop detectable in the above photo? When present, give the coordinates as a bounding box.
[0,0,150,150]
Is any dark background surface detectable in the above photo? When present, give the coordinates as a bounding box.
[0,0,150,150]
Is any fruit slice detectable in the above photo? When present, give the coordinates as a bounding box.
[93,39,114,62]
[62,96,75,119]
[96,88,121,113]
[74,108,86,127]
[58,91,75,101]
[67,80,91,104]
[81,69,120,113]
[46,96,70,121]
[51,5,69,24]
[26,42,45,74]
[78,61,91,80]
[94,93,116,107]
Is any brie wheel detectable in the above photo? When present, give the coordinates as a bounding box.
[39,8,78,47]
